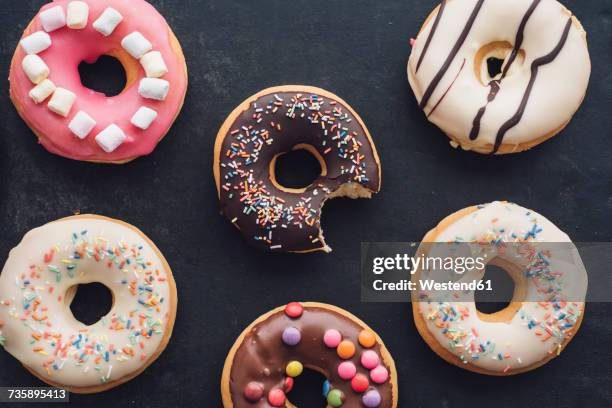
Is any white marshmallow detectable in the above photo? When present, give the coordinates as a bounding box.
[140,51,168,78]
[121,32,152,59]
[29,79,56,104]
[47,88,76,117]
[67,1,89,29]
[20,31,52,55]
[95,124,126,153]
[68,111,96,139]
[22,55,49,84]
[39,5,66,32]
[138,78,170,101]
[131,107,158,130]
[93,7,123,36]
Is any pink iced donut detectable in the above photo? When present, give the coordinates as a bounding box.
[9,0,188,163]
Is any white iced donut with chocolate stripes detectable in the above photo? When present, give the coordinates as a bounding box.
[0,215,177,393]
[408,0,590,154]
[412,202,587,375]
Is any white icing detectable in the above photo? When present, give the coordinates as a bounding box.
[417,202,587,372]
[20,31,52,55]
[39,5,66,33]
[92,7,123,37]
[131,107,157,130]
[22,55,50,85]
[0,217,173,388]
[95,124,127,153]
[47,88,76,117]
[69,111,97,139]
[29,79,56,104]
[67,1,89,30]
[408,0,590,153]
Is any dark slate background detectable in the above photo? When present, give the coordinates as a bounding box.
[1,0,611,407]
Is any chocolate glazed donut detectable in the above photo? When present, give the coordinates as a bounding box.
[213,86,381,253]
[221,302,398,407]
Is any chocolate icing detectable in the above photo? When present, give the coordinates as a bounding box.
[228,305,394,407]
[217,90,381,252]
[492,17,573,153]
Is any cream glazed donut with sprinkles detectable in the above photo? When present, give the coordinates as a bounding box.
[0,215,177,393]
[214,86,382,253]
[407,0,590,154]
[221,302,398,407]
[9,0,188,163]
[412,202,587,375]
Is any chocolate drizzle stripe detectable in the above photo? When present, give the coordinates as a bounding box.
[501,0,542,80]
[428,59,466,118]
[415,0,447,73]
[418,0,485,110]
[492,17,573,154]
[469,0,541,141]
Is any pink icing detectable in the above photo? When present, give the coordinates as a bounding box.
[9,0,188,162]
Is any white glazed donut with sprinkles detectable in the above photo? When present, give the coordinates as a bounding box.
[0,215,177,393]
[412,202,587,375]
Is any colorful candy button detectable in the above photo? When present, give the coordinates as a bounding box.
[284,302,303,318]
[336,340,356,359]
[327,389,344,407]
[322,379,331,397]
[323,329,342,348]
[362,389,382,407]
[351,373,369,393]
[267,388,286,406]
[282,327,301,346]
[358,330,376,348]
[243,381,264,402]
[337,361,357,380]
[361,350,380,369]
[286,360,303,377]
[370,365,389,384]
[284,377,294,393]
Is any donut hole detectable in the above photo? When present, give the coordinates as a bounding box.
[78,55,127,97]
[285,367,328,406]
[66,282,113,326]
[475,264,514,314]
[486,57,504,79]
[270,145,326,193]
[475,258,527,322]
[474,41,525,85]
